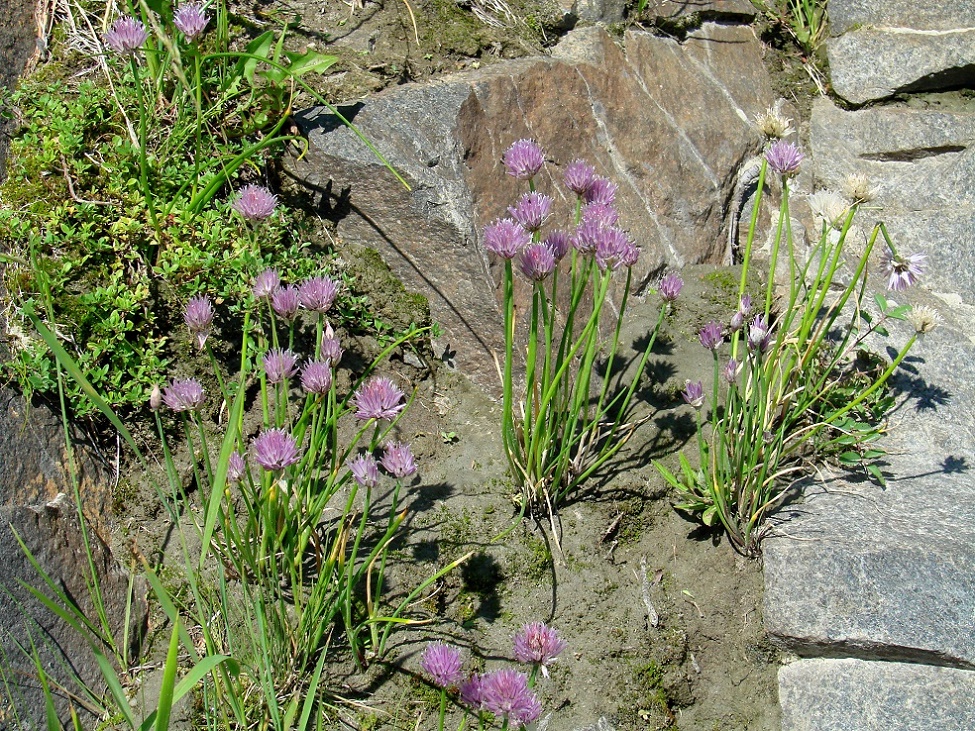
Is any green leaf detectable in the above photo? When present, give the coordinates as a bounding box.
[838,451,861,465]
[874,293,888,311]
[702,505,719,526]
[282,50,338,78]
[866,463,886,486]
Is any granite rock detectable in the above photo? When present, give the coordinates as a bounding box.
[779,658,975,731]
[827,0,975,104]
[809,97,975,303]
[0,0,39,180]
[0,387,146,726]
[289,25,773,386]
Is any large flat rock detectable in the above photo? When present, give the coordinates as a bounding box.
[827,0,975,104]
[289,25,773,387]
[779,658,975,731]
[764,301,975,667]
[809,97,975,303]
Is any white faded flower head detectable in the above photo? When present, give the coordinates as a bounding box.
[907,305,942,336]
[755,99,794,140]
[843,172,877,204]
[807,190,850,231]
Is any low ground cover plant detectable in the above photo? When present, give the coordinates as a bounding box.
[0,0,400,418]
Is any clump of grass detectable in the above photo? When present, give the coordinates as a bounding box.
[657,131,931,555]
[484,139,679,526]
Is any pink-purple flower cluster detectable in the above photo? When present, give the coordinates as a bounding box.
[503,139,545,180]
[173,3,209,41]
[103,17,148,56]
[698,321,724,352]
[682,380,705,409]
[484,141,641,275]
[252,428,301,471]
[465,669,543,726]
[882,249,926,292]
[184,294,214,351]
[262,348,299,384]
[420,642,464,689]
[380,442,417,478]
[347,453,380,488]
[353,376,406,421]
[513,621,567,677]
[765,140,804,177]
[232,184,277,220]
[658,273,684,303]
[162,378,206,412]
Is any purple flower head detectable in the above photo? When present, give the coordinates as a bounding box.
[353,376,406,421]
[162,378,206,412]
[227,452,247,484]
[698,321,724,351]
[347,453,380,489]
[262,348,299,384]
[420,642,463,689]
[459,674,485,710]
[513,622,567,677]
[103,17,148,56]
[252,268,280,300]
[747,315,772,353]
[518,243,556,282]
[581,202,619,228]
[729,294,753,332]
[564,159,597,196]
[659,273,683,303]
[681,380,705,409]
[503,139,545,180]
[483,218,531,259]
[572,219,603,256]
[479,669,543,726]
[252,428,301,472]
[300,359,333,395]
[173,3,209,41]
[543,230,571,261]
[723,358,741,384]
[298,276,339,314]
[381,441,417,478]
[320,324,344,365]
[595,227,633,272]
[883,249,926,292]
[232,184,277,220]
[765,140,804,177]
[620,240,640,268]
[184,294,214,350]
[509,192,554,233]
[271,285,300,320]
[584,177,618,206]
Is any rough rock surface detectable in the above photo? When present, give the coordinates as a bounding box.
[827,0,975,104]
[0,0,38,180]
[808,97,975,306]
[0,387,146,726]
[289,25,774,386]
[779,659,975,731]
[767,9,975,725]
[639,0,756,23]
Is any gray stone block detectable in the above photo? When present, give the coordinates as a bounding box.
[828,28,975,105]
[809,97,975,302]
[779,658,975,731]
[830,0,975,35]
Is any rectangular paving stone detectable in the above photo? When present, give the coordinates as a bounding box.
[779,658,975,731]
